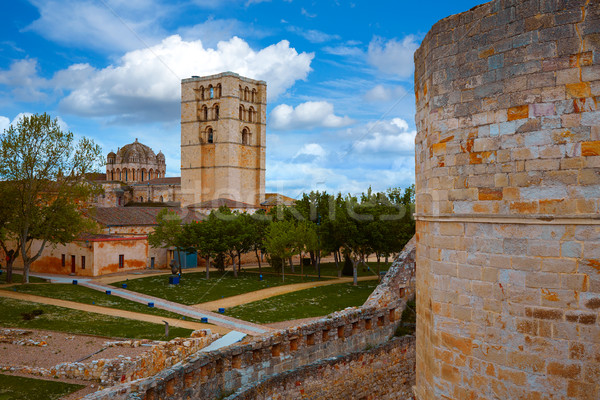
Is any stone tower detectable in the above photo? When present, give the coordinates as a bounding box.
[180,72,266,208]
[414,0,599,399]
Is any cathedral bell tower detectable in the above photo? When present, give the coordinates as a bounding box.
[180,72,266,208]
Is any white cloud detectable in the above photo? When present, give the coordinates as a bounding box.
[367,36,419,78]
[364,84,408,102]
[25,0,164,53]
[352,118,415,153]
[0,116,10,132]
[301,8,317,18]
[286,26,340,43]
[0,59,48,101]
[56,35,313,121]
[269,101,354,131]
[294,143,327,162]
[178,18,270,48]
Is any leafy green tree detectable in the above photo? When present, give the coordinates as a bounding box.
[181,219,214,279]
[0,184,19,283]
[148,209,185,275]
[264,220,297,282]
[0,113,102,283]
[246,210,270,272]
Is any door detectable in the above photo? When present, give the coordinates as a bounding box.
[71,255,76,274]
[150,257,155,269]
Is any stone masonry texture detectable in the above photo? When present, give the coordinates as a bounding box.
[414,0,600,399]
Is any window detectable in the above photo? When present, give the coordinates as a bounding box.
[239,85,243,99]
[61,254,65,267]
[209,86,214,99]
[252,88,257,102]
[207,127,214,144]
[125,170,128,181]
[248,107,254,123]
[216,83,221,97]
[242,128,250,145]
[119,255,124,268]
[201,105,208,121]
[81,256,86,270]
[140,196,143,202]
[199,86,205,100]
[214,104,219,120]
[244,87,249,101]
[239,105,244,120]
[141,170,145,181]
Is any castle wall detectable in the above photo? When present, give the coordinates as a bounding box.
[82,238,416,400]
[414,1,600,399]
[225,335,415,400]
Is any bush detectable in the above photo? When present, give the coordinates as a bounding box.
[21,309,44,321]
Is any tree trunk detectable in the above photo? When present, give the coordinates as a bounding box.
[176,249,182,276]
[376,254,381,280]
[20,235,47,284]
[289,257,294,273]
[238,251,242,274]
[352,258,358,286]
[231,254,238,278]
[333,251,341,277]
[255,249,262,272]
[205,256,210,279]
[300,252,304,278]
[1,243,18,284]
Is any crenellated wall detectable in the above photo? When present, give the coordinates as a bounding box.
[414,0,600,399]
[83,238,416,400]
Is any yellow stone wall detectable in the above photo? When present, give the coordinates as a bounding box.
[180,72,266,207]
[414,0,600,398]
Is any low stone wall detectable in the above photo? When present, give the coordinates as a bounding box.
[84,238,416,399]
[225,335,416,400]
[1,330,217,386]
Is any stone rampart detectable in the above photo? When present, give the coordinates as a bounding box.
[1,331,218,387]
[414,0,599,399]
[225,335,416,400]
[83,237,416,400]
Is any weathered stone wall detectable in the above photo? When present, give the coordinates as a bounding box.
[414,0,600,399]
[1,331,218,387]
[225,335,416,400]
[83,238,416,400]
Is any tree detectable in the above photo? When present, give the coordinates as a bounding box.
[246,210,270,273]
[181,219,214,279]
[0,113,102,283]
[148,209,185,275]
[264,220,297,282]
[0,184,19,283]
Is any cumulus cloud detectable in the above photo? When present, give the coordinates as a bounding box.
[367,36,419,78]
[0,59,48,101]
[352,118,415,153]
[286,26,341,43]
[0,116,10,132]
[293,143,327,163]
[0,113,69,132]
[55,35,313,122]
[269,101,354,131]
[364,84,408,102]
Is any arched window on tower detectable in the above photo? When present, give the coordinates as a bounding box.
[201,105,208,121]
[214,104,219,120]
[242,128,250,145]
[125,169,128,181]
[244,87,249,101]
[239,105,245,120]
[248,106,255,123]
[239,85,243,99]
[209,85,214,99]
[216,83,222,98]
[207,127,214,144]
[200,86,205,100]
[252,88,257,103]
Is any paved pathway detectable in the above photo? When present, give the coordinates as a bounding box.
[194,275,379,310]
[0,290,231,334]
[27,273,271,336]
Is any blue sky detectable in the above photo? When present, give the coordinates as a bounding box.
[0,0,483,199]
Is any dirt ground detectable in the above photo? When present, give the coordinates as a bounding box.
[0,327,151,399]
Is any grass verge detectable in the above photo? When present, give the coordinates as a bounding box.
[261,261,392,278]
[0,297,193,340]
[4,283,200,322]
[0,373,85,400]
[224,280,379,324]
[112,270,331,305]
[0,273,46,284]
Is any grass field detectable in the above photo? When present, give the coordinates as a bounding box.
[225,280,379,324]
[5,283,200,322]
[0,273,46,284]
[112,270,332,305]
[261,261,392,278]
[0,297,193,340]
[0,374,85,400]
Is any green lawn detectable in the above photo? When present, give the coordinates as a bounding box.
[0,374,85,400]
[0,273,46,284]
[112,270,332,305]
[0,297,193,340]
[225,280,379,324]
[261,261,392,278]
[5,283,200,322]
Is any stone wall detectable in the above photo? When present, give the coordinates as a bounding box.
[1,331,217,387]
[225,335,416,400]
[414,0,600,399]
[83,237,416,400]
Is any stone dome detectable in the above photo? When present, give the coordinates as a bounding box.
[116,138,156,164]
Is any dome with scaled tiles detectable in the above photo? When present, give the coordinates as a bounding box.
[105,138,166,183]
[116,138,157,164]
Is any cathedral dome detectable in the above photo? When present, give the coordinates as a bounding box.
[116,138,156,164]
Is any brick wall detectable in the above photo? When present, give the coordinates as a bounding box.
[83,238,416,400]
[225,335,416,400]
[414,0,600,399]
